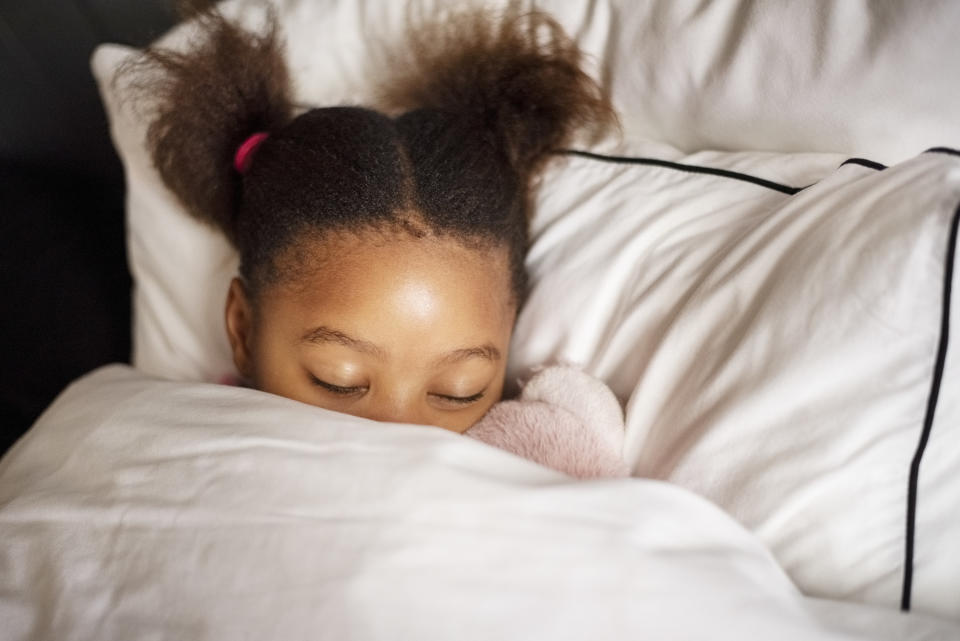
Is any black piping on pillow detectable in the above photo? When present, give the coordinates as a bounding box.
[839,158,887,171]
[555,149,804,195]
[928,147,960,159]
[902,195,959,611]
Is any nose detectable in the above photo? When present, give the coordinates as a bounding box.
[360,392,430,427]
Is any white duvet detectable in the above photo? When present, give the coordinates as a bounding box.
[1,366,957,640]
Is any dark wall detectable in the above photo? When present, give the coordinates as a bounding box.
[0,0,176,454]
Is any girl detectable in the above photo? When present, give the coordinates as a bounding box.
[125,2,616,434]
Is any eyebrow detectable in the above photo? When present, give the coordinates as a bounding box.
[299,325,500,365]
[300,326,386,358]
[435,344,502,366]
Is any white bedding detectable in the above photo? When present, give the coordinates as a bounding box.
[1,366,958,640]
[6,0,960,637]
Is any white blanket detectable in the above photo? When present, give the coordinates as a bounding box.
[1,366,957,640]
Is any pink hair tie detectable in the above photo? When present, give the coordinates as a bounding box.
[233,132,270,174]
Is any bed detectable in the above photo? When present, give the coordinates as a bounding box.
[2,1,960,639]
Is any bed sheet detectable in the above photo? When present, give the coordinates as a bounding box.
[1,366,958,640]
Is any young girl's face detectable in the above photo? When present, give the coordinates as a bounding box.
[226,233,516,433]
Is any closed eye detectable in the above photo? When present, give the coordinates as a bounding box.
[309,375,367,396]
[431,391,485,405]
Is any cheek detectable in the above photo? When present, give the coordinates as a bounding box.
[246,316,303,395]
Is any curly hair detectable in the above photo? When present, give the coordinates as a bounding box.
[121,3,616,303]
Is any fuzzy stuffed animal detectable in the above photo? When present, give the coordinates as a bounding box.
[465,366,630,479]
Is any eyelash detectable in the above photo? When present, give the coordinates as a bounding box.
[433,391,485,405]
[309,375,485,405]
[309,375,366,396]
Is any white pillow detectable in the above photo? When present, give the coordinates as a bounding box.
[604,0,960,163]
[90,0,960,620]
[514,147,960,619]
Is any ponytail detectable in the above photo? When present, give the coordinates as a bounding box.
[118,6,292,245]
[379,7,617,185]
[379,7,616,300]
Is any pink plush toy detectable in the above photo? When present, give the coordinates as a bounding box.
[465,366,630,479]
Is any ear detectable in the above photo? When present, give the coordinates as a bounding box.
[225,277,255,380]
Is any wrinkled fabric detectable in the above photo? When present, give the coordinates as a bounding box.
[4,367,958,640]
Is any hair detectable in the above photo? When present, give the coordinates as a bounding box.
[121,2,616,304]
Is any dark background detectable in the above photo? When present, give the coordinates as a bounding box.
[0,0,176,455]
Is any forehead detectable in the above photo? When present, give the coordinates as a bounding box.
[260,232,515,348]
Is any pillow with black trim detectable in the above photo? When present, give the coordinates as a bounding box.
[511,145,960,619]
